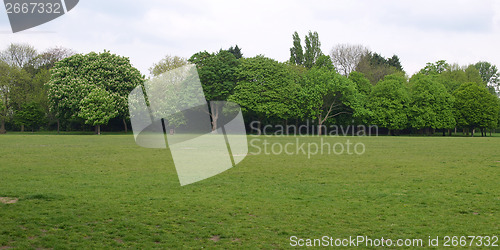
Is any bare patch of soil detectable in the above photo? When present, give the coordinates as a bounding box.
[209,235,221,242]
[0,197,18,204]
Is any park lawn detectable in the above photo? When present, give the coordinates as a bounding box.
[0,134,499,248]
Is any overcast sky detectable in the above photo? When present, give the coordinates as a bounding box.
[1,0,500,76]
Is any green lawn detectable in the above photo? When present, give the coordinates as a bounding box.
[0,134,499,248]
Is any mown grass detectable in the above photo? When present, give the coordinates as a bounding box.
[0,134,499,248]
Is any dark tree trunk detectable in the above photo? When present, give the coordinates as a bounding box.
[21,124,24,132]
[123,118,128,134]
[0,118,6,134]
[57,119,60,134]
[318,118,323,136]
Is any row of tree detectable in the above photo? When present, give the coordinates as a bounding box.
[0,31,499,136]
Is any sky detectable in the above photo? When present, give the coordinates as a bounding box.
[1,0,500,76]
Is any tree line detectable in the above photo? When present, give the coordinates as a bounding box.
[0,31,499,136]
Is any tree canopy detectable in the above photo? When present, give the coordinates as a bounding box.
[46,51,144,134]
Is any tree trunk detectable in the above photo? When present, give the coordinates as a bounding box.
[57,119,60,134]
[388,129,391,136]
[212,118,218,133]
[318,118,323,136]
[123,118,128,134]
[0,118,6,134]
[442,129,445,136]
[21,124,24,132]
[97,125,101,135]
[210,102,219,133]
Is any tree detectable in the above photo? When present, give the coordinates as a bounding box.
[0,61,31,134]
[13,102,46,132]
[367,74,410,135]
[303,31,323,69]
[149,55,188,77]
[289,31,304,65]
[78,87,118,135]
[0,43,37,68]
[47,51,144,134]
[330,44,368,76]
[408,74,455,134]
[229,56,301,124]
[300,67,364,135]
[356,52,402,85]
[348,71,372,96]
[453,82,499,137]
[387,55,403,72]
[473,61,499,89]
[314,54,334,71]
[228,45,243,59]
[29,47,75,71]
[420,60,449,75]
[189,50,240,131]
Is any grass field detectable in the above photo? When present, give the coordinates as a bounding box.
[0,134,499,248]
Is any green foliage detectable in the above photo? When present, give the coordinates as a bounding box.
[436,65,469,93]
[420,60,449,75]
[78,87,118,126]
[13,102,46,131]
[228,45,243,59]
[408,74,455,130]
[0,61,31,133]
[387,55,403,71]
[368,74,410,131]
[289,31,304,65]
[348,71,372,96]
[229,56,301,120]
[453,82,500,130]
[47,51,144,127]
[189,50,239,101]
[149,55,188,77]
[424,62,483,94]
[303,31,323,69]
[290,31,323,69]
[473,61,499,87]
[355,52,402,85]
[313,55,334,71]
[300,67,364,127]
